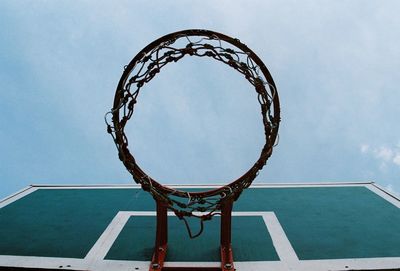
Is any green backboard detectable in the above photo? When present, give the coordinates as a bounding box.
[1,182,399,271]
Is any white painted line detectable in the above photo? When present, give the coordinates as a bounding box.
[29,182,373,190]
[250,182,371,188]
[262,212,299,263]
[85,212,131,263]
[366,183,400,208]
[84,211,298,263]
[0,185,32,203]
[31,184,140,188]
[32,186,141,190]
[235,257,400,271]
[0,186,37,209]
[0,255,86,270]
[1,255,400,271]
[295,257,400,271]
[92,259,149,271]
[234,261,289,271]
[163,261,220,268]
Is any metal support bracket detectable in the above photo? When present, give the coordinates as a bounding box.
[149,199,235,271]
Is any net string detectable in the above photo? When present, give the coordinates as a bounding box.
[105,31,280,237]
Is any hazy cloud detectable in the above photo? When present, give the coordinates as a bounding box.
[361,144,400,170]
[393,154,400,166]
[374,146,394,162]
[360,144,369,154]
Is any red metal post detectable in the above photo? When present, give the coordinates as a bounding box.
[220,199,234,271]
[149,200,168,271]
[149,198,235,271]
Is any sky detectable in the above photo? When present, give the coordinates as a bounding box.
[1,1,400,199]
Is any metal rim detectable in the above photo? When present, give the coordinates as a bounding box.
[106,29,280,212]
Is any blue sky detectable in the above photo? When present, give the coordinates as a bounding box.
[1,1,400,199]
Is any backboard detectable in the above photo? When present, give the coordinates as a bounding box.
[1,182,399,271]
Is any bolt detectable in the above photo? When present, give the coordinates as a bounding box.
[151,263,160,269]
[224,263,232,269]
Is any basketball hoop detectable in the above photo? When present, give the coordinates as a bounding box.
[105,29,280,270]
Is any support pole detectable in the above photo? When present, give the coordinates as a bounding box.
[149,199,235,271]
[220,199,234,271]
[149,200,168,271]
